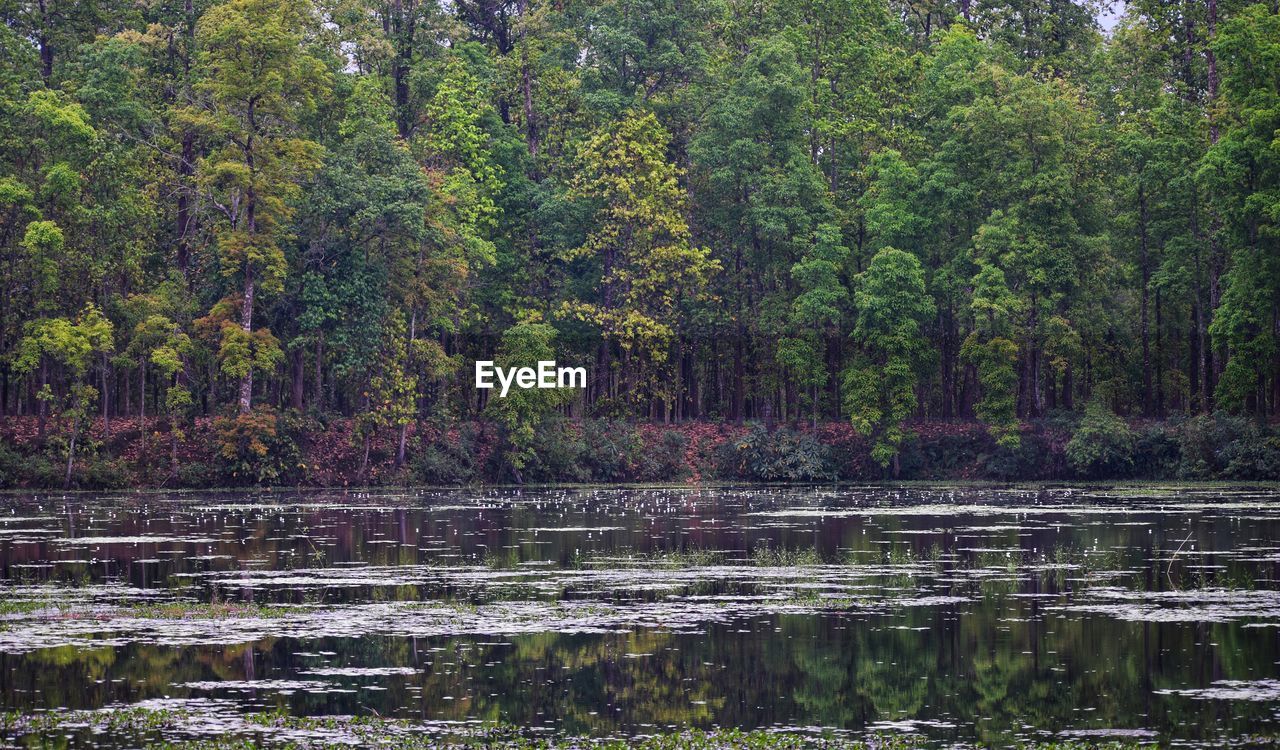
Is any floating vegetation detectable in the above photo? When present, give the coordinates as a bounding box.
[3,706,1150,750]
[1155,680,1280,701]
[3,485,1280,747]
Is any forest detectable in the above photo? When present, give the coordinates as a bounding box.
[1,0,1279,486]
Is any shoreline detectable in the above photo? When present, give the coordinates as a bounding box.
[2,413,1278,490]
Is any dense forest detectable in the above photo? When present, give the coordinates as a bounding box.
[1,0,1279,485]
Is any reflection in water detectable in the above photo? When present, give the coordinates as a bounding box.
[1,485,1279,746]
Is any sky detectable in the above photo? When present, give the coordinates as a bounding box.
[1098,0,1128,33]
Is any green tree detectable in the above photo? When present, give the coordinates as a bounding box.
[843,247,934,471]
[186,0,328,415]
[14,303,113,486]
[563,110,716,409]
[961,264,1021,446]
[779,223,849,426]
[1204,4,1280,414]
[484,320,571,482]
[354,311,417,479]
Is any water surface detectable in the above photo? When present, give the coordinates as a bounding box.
[2,485,1279,746]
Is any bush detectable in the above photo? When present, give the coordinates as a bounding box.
[176,461,220,488]
[1133,423,1180,479]
[579,419,645,482]
[899,426,992,479]
[1176,411,1280,480]
[1065,402,1136,478]
[496,419,691,484]
[213,407,304,486]
[715,425,834,482]
[523,419,592,483]
[75,456,131,489]
[635,429,690,482]
[982,431,1044,480]
[1220,431,1280,480]
[410,424,480,485]
[0,443,24,488]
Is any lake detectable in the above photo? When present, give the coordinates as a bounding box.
[1,485,1279,747]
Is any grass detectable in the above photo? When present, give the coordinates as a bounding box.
[0,600,305,626]
[3,707,1169,749]
[124,601,304,619]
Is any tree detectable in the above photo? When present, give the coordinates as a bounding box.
[353,311,417,479]
[779,223,849,426]
[13,303,113,486]
[186,0,328,415]
[484,320,570,482]
[961,264,1021,446]
[690,34,830,422]
[843,247,934,471]
[1203,4,1280,415]
[562,110,716,409]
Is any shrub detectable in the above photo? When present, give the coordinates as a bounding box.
[523,419,592,483]
[0,443,24,488]
[1133,423,1180,479]
[980,426,1067,480]
[715,425,834,482]
[1220,431,1280,480]
[410,424,480,486]
[1176,411,1280,479]
[176,461,220,488]
[636,429,690,482]
[981,433,1041,480]
[75,456,131,489]
[580,419,645,482]
[817,425,877,480]
[1178,412,1236,478]
[900,425,992,479]
[23,433,132,489]
[1065,402,1136,478]
[213,407,303,486]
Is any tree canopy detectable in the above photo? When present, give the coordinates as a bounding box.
[2,0,1278,474]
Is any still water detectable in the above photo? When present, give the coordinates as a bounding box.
[2,485,1279,746]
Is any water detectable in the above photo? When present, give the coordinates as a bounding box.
[2,485,1279,746]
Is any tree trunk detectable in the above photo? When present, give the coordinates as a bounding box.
[238,268,255,415]
[1155,288,1165,416]
[1139,185,1153,416]
[1206,0,1223,403]
[171,420,180,475]
[732,335,744,424]
[64,423,76,489]
[139,360,146,455]
[314,335,324,411]
[1189,305,1202,412]
[101,352,111,439]
[291,347,304,411]
[176,132,197,279]
[1061,363,1074,411]
[522,53,538,157]
[37,356,48,441]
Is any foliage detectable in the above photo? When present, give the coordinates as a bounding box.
[213,407,305,485]
[562,110,717,401]
[0,0,1277,485]
[1065,402,1137,478]
[483,322,574,480]
[409,425,482,486]
[843,248,934,469]
[1177,412,1280,480]
[716,425,835,482]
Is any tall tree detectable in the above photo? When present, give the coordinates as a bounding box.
[563,110,716,410]
[185,0,328,414]
[843,247,934,472]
